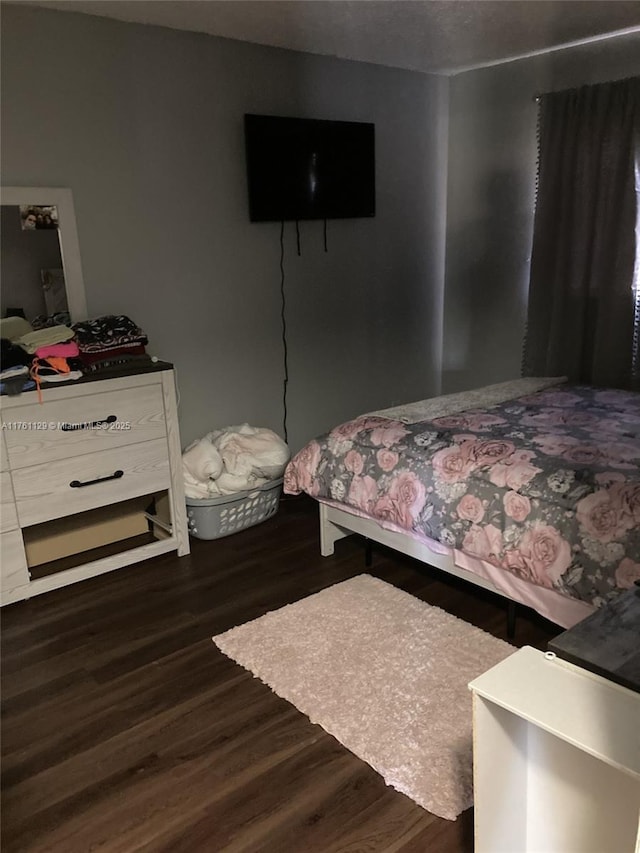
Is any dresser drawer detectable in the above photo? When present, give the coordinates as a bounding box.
[1,433,8,472]
[0,529,30,598]
[13,439,171,526]
[1,472,18,533]
[3,384,167,469]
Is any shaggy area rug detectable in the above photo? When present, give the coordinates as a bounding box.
[212,574,513,820]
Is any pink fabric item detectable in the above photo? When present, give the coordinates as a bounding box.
[317,498,594,629]
[451,549,594,628]
[35,341,79,359]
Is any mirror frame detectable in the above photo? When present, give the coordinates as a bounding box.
[1,186,88,322]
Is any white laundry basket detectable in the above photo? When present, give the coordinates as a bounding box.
[185,478,283,540]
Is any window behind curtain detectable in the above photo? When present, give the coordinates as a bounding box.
[522,77,640,390]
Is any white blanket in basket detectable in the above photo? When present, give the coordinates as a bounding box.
[183,424,290,499]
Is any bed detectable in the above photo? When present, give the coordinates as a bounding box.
[284,378,640,628]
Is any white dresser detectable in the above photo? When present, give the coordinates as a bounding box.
[0,365,189,605]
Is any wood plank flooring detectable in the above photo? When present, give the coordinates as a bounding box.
[1,496,560,852]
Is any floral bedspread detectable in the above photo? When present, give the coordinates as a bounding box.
[284,386,640,607]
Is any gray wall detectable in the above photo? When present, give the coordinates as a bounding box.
[1,5,447,451]
[443,32,640,393]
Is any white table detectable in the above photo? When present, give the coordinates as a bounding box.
[469,646,640,853]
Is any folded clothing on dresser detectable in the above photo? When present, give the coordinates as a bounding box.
[1,338,33,369]
[0,365,33,395]
[0,365,29,380]
[71,315,148,353]
[80,344,147,364]
[71,315,150,374]
[2,315,153,393]
[34,341,80,360]
[0,378,36,396]
[1,338,45,394]
[15,325,75,353]
[31,356,83,385]
[81,353,154,374]
[0,316,33,342]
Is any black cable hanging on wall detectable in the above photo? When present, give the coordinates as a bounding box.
[279,220,289,445]
[278,219,331,445]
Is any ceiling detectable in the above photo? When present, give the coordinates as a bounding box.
[13,1,640,75]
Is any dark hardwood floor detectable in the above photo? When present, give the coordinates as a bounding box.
[1,496,560,852]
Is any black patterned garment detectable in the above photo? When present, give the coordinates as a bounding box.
[71,315,148,353]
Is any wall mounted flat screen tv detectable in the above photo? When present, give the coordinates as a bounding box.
[244,114,375,222]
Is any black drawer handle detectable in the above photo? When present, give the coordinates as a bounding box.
[61,415,118,431]
[70,470,124,488]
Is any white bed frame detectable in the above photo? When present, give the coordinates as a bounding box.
[314,377,600,630]
[318,502,597,630]
[319,502,510,600]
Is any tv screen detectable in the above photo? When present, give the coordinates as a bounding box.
[244,114,375,222]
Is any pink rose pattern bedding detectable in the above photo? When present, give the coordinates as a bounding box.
[284,386,640,608]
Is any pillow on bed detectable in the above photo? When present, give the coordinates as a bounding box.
[366,377,568,424]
